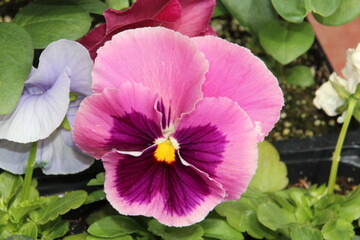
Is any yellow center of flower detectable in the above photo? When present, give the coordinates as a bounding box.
[154,140,176,164]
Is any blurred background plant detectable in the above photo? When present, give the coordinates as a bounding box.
[211,0,360,141]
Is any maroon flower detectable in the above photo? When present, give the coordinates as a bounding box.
[79,0,216,60]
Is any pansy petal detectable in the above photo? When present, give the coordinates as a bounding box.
[313,78,344,117]
[80,20,162,60]
[0,70,71,143]
[0,132,94,175]
[73,83,162,159]
[193,36,283,141]
[78,23,107,60]
[104,0,181,33]
[27,39,93,96]
[36,129,94,175]
[199,26,217,36]
[92,27,207,123]
[174,97,258,200]
[103,150,225,227]
[162,0,216,37]
[0,140,30,174]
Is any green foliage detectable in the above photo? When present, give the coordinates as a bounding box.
[5,236,34,240]
[259,20,315,65]
[249,141,288,192]
[220,0,277,34]
[85,190,106,204]
[0,172,87,240]
[322,219,355,240]
[215,184,360,240]
[72,0,107,15]
[290,225,323,240]
[105,0,130,10]
[314,0,360,26]
[213,0,228,18]
[148,219,203,240]
[87,172,105,186]
[200,218,244,240]
[29,191,87,224]
[271,0,341,23]
[39,217,70,240]
[285,65,315,87]
[88,215,146,238]
[13,0,91,49]
[0,22,33,115]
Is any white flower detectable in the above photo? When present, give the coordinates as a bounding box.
[314,43,360,123]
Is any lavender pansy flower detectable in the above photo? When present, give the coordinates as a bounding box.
[0,39,94,174]
[73,27,283,226]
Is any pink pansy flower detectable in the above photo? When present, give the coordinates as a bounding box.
[79,0,216,60]
[73,27,283,226]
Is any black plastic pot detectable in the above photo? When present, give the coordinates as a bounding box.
[272,128,360,185]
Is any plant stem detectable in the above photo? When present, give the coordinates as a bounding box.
[327,97,357,194]
[20,141,38,201]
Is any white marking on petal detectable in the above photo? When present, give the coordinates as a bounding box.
[169,136,180,150]
[254,121,263,138]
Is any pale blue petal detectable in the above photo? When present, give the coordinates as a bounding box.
[0,140,30,174]
[26,39,93,96]
[36,129,94,175]
[0,70,71,143]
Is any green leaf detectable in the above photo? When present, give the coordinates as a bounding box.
[314,0,360,26]
[9,197,47,223]
[147,219,203,240]
[313,209,337,225]
[85,190,106,204]
[249,141,288,192]
[11,179,40,210]
[17,221,37,239]
[30,190,87,224]
[72,0,107,15]
[63,233,88,240]
[309,0,341,16]
[290,225,323,240]
[86,205,118,225]
[271,0,308,23]
[259,20,315,65]
[0,172,23,207]
[86,235,133,240]
[213,0,228,18]
[105,0,130,10]
[200,218,244,240]
[0,22,33,115]
[5,236,34,240]
[87,172,105,186]
[285,65,315,87]
[339,187,360,221]
[88,215,144,238]
[220,0,277,34]
[257,201,296,231]
[39,218,69,240]
[271,0,341,23]
[321,219,355,240]
[13,0,91,49]
[215,191,278,239]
